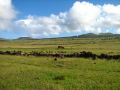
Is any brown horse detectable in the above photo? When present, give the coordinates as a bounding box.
[58,46,64,49]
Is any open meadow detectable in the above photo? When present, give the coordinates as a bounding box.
[0,37,120,90]
[1,0,120,89]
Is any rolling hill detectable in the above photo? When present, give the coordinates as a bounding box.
[72,33,120,38]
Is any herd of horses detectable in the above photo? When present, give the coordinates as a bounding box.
[0,50,120,60]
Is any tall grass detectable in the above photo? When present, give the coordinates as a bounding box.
[0,55,120,90]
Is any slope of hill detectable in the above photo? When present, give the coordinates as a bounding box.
[72,33,120,38]
[0,38,7,41]
[16,37,39,40]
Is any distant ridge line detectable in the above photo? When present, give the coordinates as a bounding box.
[0,33,120,40]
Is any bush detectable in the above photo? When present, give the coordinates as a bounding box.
[53,75,65,80]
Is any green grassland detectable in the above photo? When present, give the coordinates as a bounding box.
[0,38,120,54]
[0,37,120,90]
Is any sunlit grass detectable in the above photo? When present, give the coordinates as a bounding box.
[0,38,120,90]
[0,55,120,90]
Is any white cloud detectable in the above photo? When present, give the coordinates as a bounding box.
[16,1,120,38]
[0,0,16,30]
[16,15,63,38]
[65,1,102,33]
[103,4,120,15]
[69,1,101,25]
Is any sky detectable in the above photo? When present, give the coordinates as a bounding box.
[0,0,120,39]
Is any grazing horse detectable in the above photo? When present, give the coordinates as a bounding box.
[58,46,64,49]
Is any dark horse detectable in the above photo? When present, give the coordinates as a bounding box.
[58,46,64,49]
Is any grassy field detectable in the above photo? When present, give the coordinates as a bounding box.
[0,38,120,54]
[0,38,120,90]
